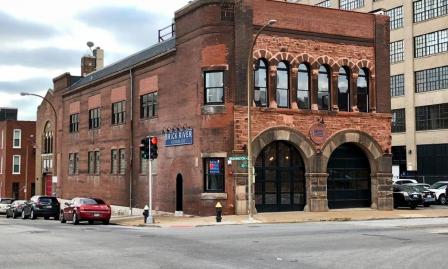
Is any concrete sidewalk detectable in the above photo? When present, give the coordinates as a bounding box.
[111,207,448,228]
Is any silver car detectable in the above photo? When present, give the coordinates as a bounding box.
[0,198,14,215]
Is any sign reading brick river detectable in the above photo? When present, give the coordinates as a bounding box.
[165,128,193,147]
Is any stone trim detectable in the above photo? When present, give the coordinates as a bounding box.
[201,152,228,158]
[201,105,226,115]
[201,192,228,200]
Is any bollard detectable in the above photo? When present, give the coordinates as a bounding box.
[215,202,222,223]
[143,205,149,224]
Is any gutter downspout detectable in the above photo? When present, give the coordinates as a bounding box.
[129,68,134,216]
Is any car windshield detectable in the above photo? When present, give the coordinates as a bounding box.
[411,185,427,192]
[397,185,415,192]
[430,182,447,189]
[79,198,105,205]
[39,197,58,204]
[0,199,13,204]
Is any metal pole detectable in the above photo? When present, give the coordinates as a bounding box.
[25,145,28,200]
[147,137,154,224]
[247,20,277,221]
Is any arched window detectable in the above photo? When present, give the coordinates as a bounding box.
[42,122,53,154]
[297,63,310,109]
[276,62,289,108]
[254,59,268,107]
[357,68,369,112]
[318,65,330,110]
[338,67,350,112]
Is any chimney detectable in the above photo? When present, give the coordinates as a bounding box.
[93,47,104,69]
[81,56,96,76]
[81,47,105,76]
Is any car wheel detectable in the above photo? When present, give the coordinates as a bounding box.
[12,211,17,219]
[410,204,417,210]
[54,215,59,220]
[6,212,10,218]
[22,210,27,220]
[30,210,37,220]
[102,220,109,225]
[423,203,430,207]
[72,213,79,225]
[44,216,49,220]
[60,212,66,223]
[88,220,94,225]
[439,195,447,205]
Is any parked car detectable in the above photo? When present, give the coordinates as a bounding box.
[60,198,111,225]
[0,198,14,215]
[428,181,448,205]
[22,196,60,220]
[403,183,435,207]
[392,179,418,185]
[393,185,423,209]
[6,200,27,218]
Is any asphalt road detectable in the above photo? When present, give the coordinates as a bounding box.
[1,216,448,269]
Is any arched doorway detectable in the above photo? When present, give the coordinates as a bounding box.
[176,174,183,212]
[255,141,306,212]
[327,143,371,209]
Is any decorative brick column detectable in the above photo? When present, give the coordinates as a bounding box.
[305,173,329,212]
[371,172,393,210]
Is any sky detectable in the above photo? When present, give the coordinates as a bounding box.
[0,0,190,121]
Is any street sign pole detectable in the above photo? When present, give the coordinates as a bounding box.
[147,137,154,224]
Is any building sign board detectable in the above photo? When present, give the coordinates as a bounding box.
[165,128,193,147]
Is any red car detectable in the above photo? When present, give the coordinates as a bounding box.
[60,198,111,225]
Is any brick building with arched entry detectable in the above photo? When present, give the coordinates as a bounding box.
[35,0,392,216]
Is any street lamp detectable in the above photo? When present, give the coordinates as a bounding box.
[247,19,277,221]
[20,92,58,197]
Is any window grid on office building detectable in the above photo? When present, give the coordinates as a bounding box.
[415,66,448,93]
[339,0,364,10]
[387,6,403,30]
[316,0,330,7]
[391,74,405,97]
[413,0,448,23]
[392,109,406,133]
[390,40,404,63]
[416,103,448,131]
[414,29,448,58]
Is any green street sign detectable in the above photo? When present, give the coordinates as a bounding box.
[229,156,248,161]
[240,161,248,168]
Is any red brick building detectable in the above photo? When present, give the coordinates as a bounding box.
[36,0,392,215]
[0,110,36,200]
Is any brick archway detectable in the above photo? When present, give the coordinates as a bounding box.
[251,126,316,173]
[318,129,393,210]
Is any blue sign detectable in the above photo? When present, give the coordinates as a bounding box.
[209,159,221,174]
[165,128,193,147]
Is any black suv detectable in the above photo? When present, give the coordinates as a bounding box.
[393,185,423,209]
[22,196,60,220]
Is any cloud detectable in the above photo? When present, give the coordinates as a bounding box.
[0,78,52,94]
[77,6,169,49]
[0,47,83,69]
[0,10,58,41]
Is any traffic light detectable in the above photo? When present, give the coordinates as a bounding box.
[140,137,149,160]
[149,136,158,160]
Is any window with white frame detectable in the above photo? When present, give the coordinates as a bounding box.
[390,40,404,63]
[387,6,403,30]
[12,155,20,174]
[13,129,21,148]
[340,0,364,10]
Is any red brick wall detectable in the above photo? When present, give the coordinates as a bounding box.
[234,106,391,153]
[0,121,36,200]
